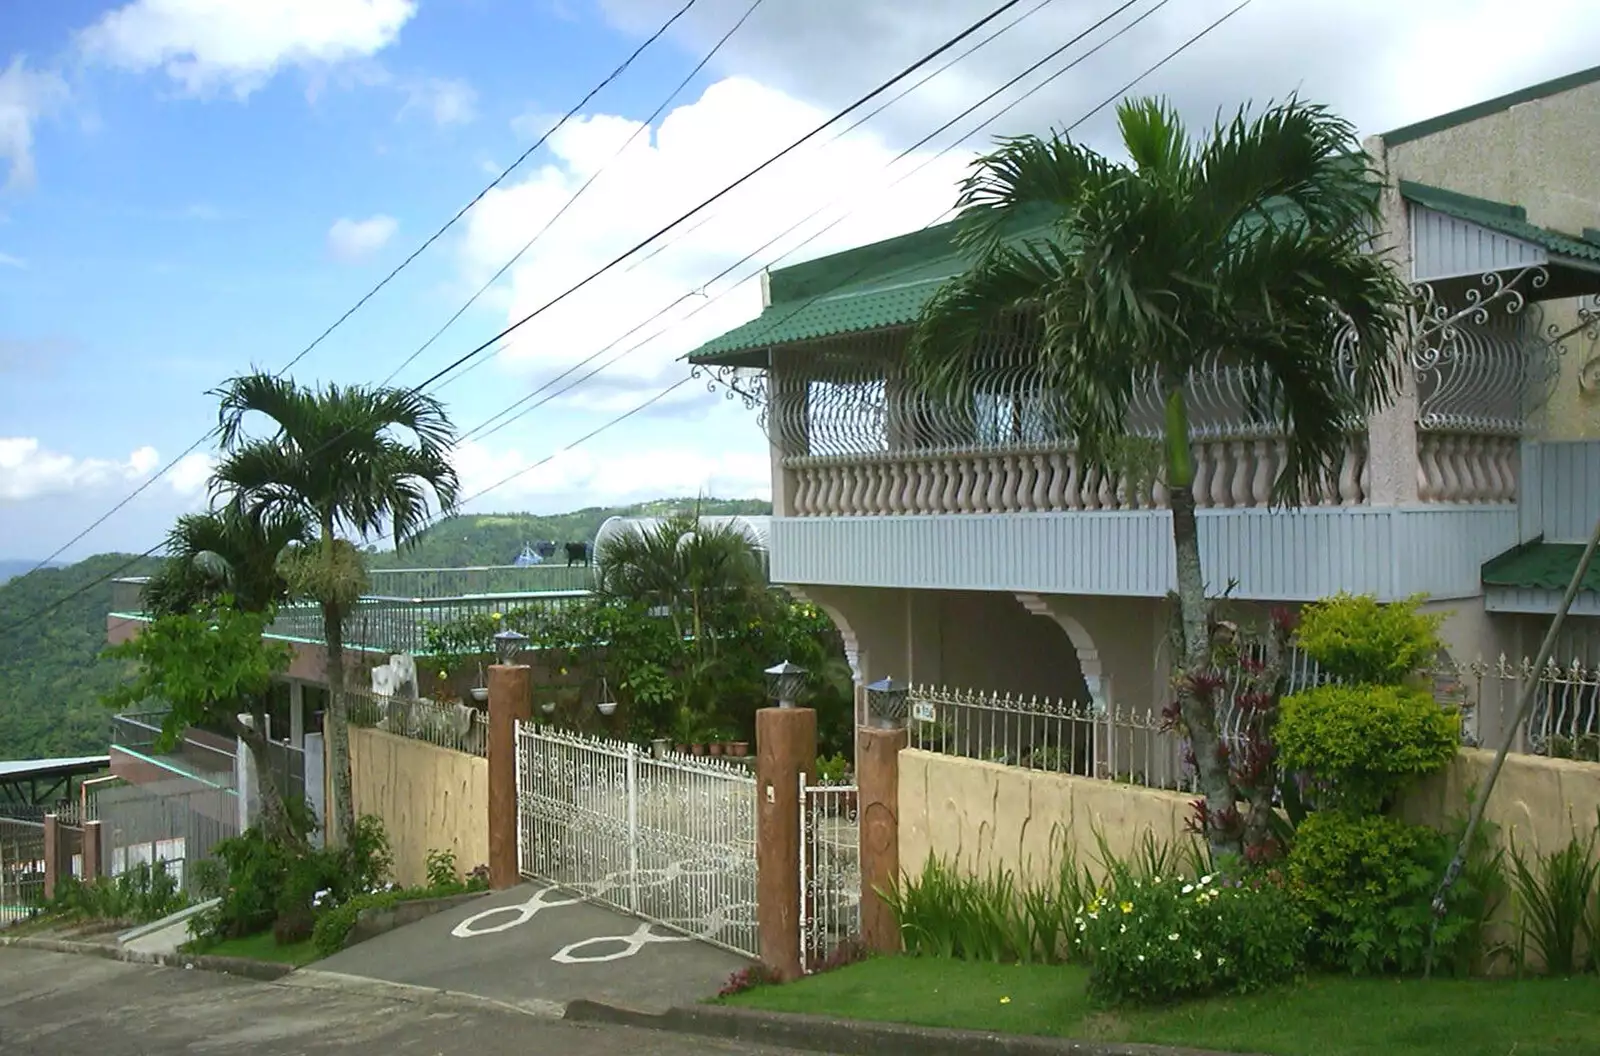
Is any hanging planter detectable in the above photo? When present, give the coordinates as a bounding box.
[595,675,618,717]
[469,662,489,702]
[541,700,556,716]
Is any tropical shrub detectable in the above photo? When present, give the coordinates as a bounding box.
[1275,683,1460,814]
[1080,870,1307,1006]
[1295,592,1443,686]
[1507,819,1600,975]
[310,856,489,957]
[880,854,1033,963]
[48,861,187,925]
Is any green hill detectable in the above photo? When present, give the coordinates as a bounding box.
[368,497,772,568]
[0,553,160,761]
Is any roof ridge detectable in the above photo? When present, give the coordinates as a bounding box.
[1383,63,1600,146]
[1398,180,1526,222]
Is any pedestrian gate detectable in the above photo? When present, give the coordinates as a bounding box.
[799,776,861,972]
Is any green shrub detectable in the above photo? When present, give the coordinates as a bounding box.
[1507,820,1600,975]
[425,848,460,890]
[48,861,187,925]
[1285,811,1498,975]
[1276,683,1459,814]
[1295,593,1443,686]
[879,854,1032,962]
[311,850,489,957]
[1080,870,1307,1006]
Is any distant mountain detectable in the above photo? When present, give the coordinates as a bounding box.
[0,559,60,584]
[367,497,772,569]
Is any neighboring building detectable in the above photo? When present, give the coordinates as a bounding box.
[686,67,1600,752]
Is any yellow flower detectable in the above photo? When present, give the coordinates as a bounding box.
[492,612,503,622]
[438,670,449,680]
[999,996,1011,1005]
[1120,901,1133,914]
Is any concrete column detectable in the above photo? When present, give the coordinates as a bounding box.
[1360,133,1421,509]
[755,705,817,981]
[487,662,532,890]
[42,813,60,900]
[82,820,103,881]
[289,681,306,749]
[304,732,327,848]
[856,725,907,954]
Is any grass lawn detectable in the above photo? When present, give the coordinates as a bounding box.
[188,931,321,968]
[723,957,1600,1056]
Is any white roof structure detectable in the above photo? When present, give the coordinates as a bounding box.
[0,756,109,780]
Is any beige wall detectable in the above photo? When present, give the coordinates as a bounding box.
[1384,80,1600,442]
[346,727,489,888]
[903,746,1600,888]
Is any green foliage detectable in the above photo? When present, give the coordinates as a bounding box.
[814,753,850,784]
[1080,871,1307,1007]
[48,861,188,925]
[1295,593,1443,686]
[0,553,161,759]
[1286,811,1494,976]
[310,848,488,957]
[1275,684,1459,814]
[879,854,1034,963]
[102,601,292,740]
[1506,819,1600,975]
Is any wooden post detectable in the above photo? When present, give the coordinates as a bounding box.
[487,663,532,890]
[755,706,816,981]
[42,813,60,901]
[82,820,104,882]
[857,725,907,954]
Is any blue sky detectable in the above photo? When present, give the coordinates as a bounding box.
[3,0,1599,561]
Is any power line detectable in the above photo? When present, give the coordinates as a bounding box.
[1,0,1041,630]
[16,0,706,580]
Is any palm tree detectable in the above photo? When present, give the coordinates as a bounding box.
[907,98,1410,860]
[596,513,768,643]
[211,373,460,845]
[138,505,310,843]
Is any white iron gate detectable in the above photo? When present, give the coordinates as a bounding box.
[515,722,760,957]
[799,777,861,972]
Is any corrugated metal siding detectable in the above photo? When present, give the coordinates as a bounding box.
[1485,587,1600,618]
[771,506,1518,602]
[1409,203,1546,282]
[1537,441,1600,542]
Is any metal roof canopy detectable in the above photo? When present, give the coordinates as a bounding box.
[0,755,109,809]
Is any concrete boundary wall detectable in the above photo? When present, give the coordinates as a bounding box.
[347,727,489,888]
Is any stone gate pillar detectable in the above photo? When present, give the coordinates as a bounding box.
[487,663,532,890]
[755,706,816,981]
[856,724,907,953]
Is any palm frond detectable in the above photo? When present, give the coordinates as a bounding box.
[951,133,1116,253]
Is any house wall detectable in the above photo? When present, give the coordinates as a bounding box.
[1383,79,1600,442]
[346,727,488,888]
[900,746,1600,887]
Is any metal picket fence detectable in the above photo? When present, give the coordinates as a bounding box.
[92,776,239,896]
[800,777,860,973]
[0,819,46,927]
[349,689,489,757]
[515,723,760,957]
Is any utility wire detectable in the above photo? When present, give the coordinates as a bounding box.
[16,0,706,579]
[1,0,1043,630]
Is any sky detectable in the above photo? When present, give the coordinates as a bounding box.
[2,0,1600,562]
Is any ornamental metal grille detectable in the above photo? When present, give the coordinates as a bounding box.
[514,723,760,958]
[799,777,860,973]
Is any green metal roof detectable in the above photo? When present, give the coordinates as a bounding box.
[1399,181,1600,268]
[1482,540,1600,594]
[1383,64,1600,147]
[688,208,1057,365]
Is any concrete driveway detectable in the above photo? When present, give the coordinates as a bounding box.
[313,883,750,1013]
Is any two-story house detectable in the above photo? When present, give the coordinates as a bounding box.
[687,66,1600,757]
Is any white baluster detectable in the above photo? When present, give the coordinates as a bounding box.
[1319,455,1338,505]
[1418,434,1440,502]
[985,457,1005,514]
[1210,442,1233,508]
[1031,454,1051,512]
[1081,464,1101,510]
[1098,468,1117,509]
[829,464,849,516]
[1191,444,1213,509]
[1151,467,1169,508]
[802,466,821,516]
[1466,436,1489,503]
[814,465,834,516]
[999,455,1021,512]
[1501,438,1519,502]
[939,458,959,513]
[888,461,908,515]
[1250,439,1274,507]
[1338,439,1362,506]
[1230,440,1252,507]
[1438,436,1461,503]
[955,457,975,513]
[1047,452,1068,511]
[877,460,897,514]
[850,462,871,515]
[1359,438,1371,501]
[1063,452,1083,510]
[1481,439,1505,504]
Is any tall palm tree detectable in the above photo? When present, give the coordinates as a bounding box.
[138,504,310,842]
[596,513,768,643]
[211,373,461,845]
[907,97,1410,860]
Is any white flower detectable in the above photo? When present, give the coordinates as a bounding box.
[1137,954,1145,962]
[1181,884,1194,895]
[1168,933,1179,942]
[1200,874,1213,886]
[1120,924,1127,934]
[1194,949,1204,960]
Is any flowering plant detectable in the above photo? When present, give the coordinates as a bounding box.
[1079,870,1307,1006]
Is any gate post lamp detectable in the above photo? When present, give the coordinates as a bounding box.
[493,629,528,666]
[865,676,910,729]
[765,661,807,709]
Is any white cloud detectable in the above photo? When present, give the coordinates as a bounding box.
[327,214,398,261]
[0,438,212,502]
[452,439,770,510]
[402,76,477,125]
[78,0,418,97]
[0,252,24,268]
[0,58,68,191]
[453,76,970,410]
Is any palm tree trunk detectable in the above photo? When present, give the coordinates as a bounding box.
[1163,389,1239,861]
[232,704,294,848]
[323,597,356,847]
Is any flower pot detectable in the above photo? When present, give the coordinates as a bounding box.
[675,743,690,755]
[651,738,669,760]
[707,742,724,756]
[469,686,489,703]
[596,700,617,717]
[691,743,707,756]
[730,741,749,757]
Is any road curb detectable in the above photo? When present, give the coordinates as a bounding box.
[0,934,294,981]
[563,1000,1259,1056]
[284,969,568,1020]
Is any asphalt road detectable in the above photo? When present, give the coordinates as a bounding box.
[0,947,811,1056]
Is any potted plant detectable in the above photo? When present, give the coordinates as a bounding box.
[729,740,749,758]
